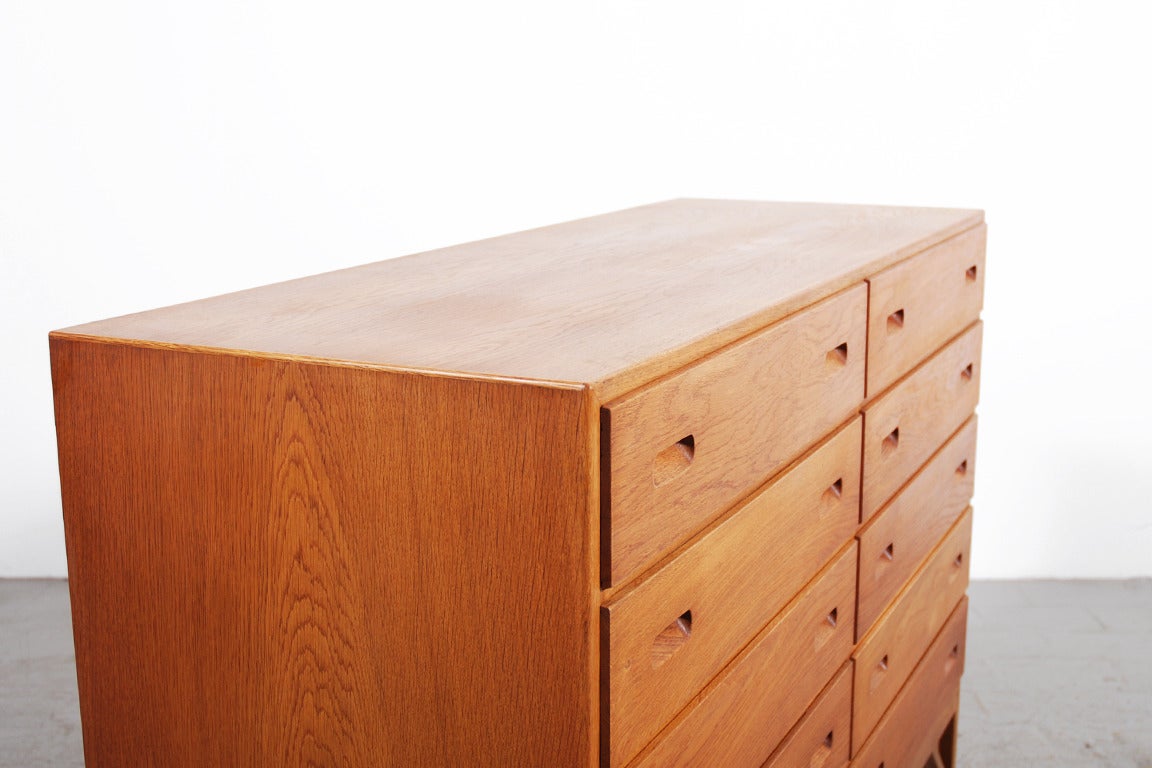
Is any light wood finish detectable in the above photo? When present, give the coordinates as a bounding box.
[762,663,853,768]
[604,286,866,585]
[50,200,984,767]
[603,419,861,767]
[850,597,968,768]
[56,200,982,401]
[857,418,977,636]
[50,338,597,768]
[865,225,987,395]
[861,321,982,520]
[628,544,857,768]
[852,509,973,755]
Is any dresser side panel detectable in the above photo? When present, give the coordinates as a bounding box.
[50,337,595,768]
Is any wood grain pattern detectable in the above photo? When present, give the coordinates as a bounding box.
[49,200,985,768]
[857,417,977,637]
[850,597,968,768]
[628,544,858,768]
[604,285,866,586]
[50,337,596,768]
[865,224,987,395]
[55,200,982,400]
[762,662,852,768]
[603,419,861,767]
[852,509,973,755]
[861,322,982,519]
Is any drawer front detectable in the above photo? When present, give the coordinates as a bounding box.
[857,417,977,636]
[763,662,852,768]
[866,224,986,395]
[604,284,867,586]
[625,544,857,768]
[604,420,861,768]
[862,321,981,520]
[851,596,968,768]
[853,509,972,754]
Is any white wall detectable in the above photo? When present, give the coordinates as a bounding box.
[2,0,1150,579]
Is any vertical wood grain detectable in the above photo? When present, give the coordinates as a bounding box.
[51,337,594,767]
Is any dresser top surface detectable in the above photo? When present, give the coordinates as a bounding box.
[55,199,982,398]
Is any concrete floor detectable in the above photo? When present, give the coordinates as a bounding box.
[958,580,1152,767]
[1,580,1149,767]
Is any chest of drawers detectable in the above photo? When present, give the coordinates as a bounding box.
[51,199,985,768]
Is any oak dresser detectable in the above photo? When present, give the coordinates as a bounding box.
[50,199,985,768]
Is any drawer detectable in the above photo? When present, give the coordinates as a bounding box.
[866,224,986,395]
[850,596,968,768]
[604,284,867,586]
[603,420,861,768]
[857,417,977,636]
[763,662,852,768]
[862,321,981,520]
[623,543,857,768]
[853,509,972,755]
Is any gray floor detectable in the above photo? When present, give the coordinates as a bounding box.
[959,580,1152,767]
[1,580,1150,767]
